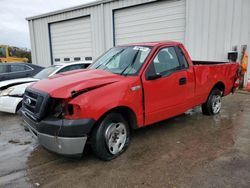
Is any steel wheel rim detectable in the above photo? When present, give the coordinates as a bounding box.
[105,122,127,155]
[212,95,222,114]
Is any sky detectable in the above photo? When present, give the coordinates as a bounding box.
[0,0,96,49]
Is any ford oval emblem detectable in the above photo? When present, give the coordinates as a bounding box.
[26,98,32,105]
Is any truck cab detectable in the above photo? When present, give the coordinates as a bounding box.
[22,41,239,160]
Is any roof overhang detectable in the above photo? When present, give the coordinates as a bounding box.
[26,0,116,21]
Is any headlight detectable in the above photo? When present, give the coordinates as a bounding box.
[49,98,81,119]
[0,88,14,96]
[52,102,65,118]
[50,100,66,118]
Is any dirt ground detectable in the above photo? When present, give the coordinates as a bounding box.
[0,92,250,188]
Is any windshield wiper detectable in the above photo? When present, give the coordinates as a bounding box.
[120,50,140,76]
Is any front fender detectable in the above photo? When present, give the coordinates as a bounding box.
[68,77,144,126]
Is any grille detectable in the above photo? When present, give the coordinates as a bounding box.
[22,88,49,120]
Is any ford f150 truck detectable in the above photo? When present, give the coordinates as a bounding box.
[22,41,239,161]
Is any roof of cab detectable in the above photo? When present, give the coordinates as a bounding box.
[117,41,181,47]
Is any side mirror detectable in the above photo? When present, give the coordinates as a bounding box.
[146,73,162,80]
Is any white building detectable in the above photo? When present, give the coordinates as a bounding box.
[27,0,250,82]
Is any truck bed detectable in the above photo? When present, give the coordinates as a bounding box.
[192,62,239,105]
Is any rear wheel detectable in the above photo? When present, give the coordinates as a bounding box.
[91,113,130,161]
[202,88,222,115]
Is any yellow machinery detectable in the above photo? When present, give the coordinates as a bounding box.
[0,45,28,63]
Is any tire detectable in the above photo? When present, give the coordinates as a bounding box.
[202,88,222,115]
[91,113,130,161]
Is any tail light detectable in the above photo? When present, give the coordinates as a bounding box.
[234,77,240,88]
[234,66,241,88]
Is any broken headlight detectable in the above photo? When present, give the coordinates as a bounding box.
[50,99,81,119]
[0,88,14,96]
[50,100,66,118]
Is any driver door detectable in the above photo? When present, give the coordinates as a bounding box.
[143,46,190,125]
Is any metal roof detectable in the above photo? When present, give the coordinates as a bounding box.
[26,0,116,21]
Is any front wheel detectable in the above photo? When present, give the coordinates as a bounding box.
[91,113,130,161]
[202,88,222,115]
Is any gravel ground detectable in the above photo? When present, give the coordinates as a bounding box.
[0,92,249,188]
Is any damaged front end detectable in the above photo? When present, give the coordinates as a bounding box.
[21,70,121,156]
[22,87,95,156]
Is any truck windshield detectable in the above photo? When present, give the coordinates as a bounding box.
[33,65,62,80]
[89,46,152,75]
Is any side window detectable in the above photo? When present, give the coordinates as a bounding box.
[152,47,181,76]
[0,65,7,73]
[58,64,84,73]
[10,65,26,72]
[82,63,90,68]
[175,47,189,69]
[25,65,33,71]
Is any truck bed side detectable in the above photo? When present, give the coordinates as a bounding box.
[193,63,239,105]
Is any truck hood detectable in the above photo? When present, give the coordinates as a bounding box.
[0,77,39,90]
[31,69,124,99]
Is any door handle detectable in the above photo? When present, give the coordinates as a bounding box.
[179,77,187,85]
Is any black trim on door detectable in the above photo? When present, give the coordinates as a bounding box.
[179,77,187,85]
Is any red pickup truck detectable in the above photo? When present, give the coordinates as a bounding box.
[22,41,239,160]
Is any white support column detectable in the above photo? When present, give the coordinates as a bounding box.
[244,34,250,87]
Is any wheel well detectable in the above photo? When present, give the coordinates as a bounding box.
[93,106,138,132]
[16,101,23,113]
[212,82,225,95]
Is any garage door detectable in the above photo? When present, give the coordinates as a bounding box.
[50,17,92,64]
[114,0,186,45]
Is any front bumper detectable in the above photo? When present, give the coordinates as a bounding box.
[22,111,96,156]
[0,96,22,113]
